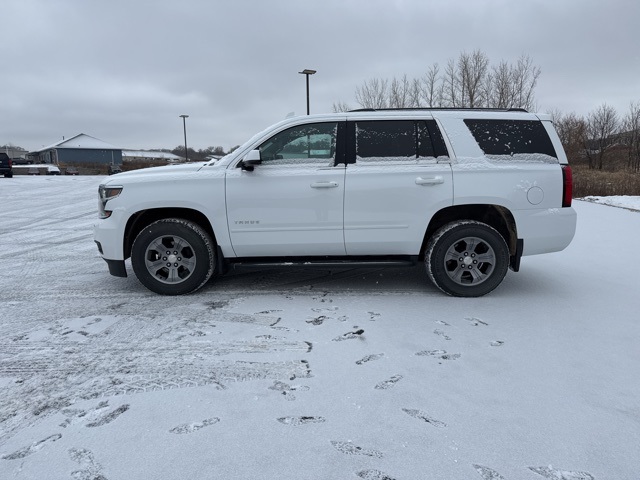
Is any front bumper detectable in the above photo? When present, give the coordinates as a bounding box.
[105,258,127,277]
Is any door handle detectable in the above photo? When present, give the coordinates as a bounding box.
[311,181,339,188]
[415,176,444,185]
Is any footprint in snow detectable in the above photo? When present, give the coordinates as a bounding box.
[356,353,384,365]
[69,447,107,480]
[402,408,447,428]
[2,434,62,460]
[465,317,489,326]
[85,404,129,428]
[332,328,365,341]
[277,416,325,426]
[306,315,328,326]
[374,375,403,390]
[472,465,595,480]
[311,306,339,313]
[269,380,309,401]
[416,349,461,360]
[60,401,110,428]
[529,466,595,480]
[357,469,396,480]
[330,441,383,458]
[169,418,220,434]
[473,464,506,479]
[434,329,452,340]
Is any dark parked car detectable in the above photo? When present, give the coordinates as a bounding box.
[0,153,13,178]
[108,165,122,175]
[65,167,79,175]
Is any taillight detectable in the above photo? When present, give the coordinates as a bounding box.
[8,159,12,168]
[561,164,572,208]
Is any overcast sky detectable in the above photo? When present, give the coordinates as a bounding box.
[2,0,639,152]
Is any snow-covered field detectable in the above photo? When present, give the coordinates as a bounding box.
[0,176,639,480]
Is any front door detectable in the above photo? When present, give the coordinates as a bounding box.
[225,122,347,257]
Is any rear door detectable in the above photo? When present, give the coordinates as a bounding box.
[343,119,453,255]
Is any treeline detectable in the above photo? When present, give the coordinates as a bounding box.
[554,103,640,197]
[334,50,540,112]
[167,144,239,162]
[551,103,640,173]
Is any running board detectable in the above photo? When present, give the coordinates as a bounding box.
[227,257,418,270]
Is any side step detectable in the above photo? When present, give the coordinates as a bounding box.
[227,257,418,270]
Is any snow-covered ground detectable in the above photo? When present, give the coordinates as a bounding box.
[0,176,639,480]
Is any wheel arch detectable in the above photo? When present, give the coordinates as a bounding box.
[421,204,517,258]
[123,208,217,260]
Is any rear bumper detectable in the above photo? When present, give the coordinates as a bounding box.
[516,207,577,256]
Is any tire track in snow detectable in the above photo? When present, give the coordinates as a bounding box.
[0,337,311,446]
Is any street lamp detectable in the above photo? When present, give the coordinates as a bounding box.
[298,69,316,115]
[179,114,189,162]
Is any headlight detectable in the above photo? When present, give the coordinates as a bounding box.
[98,184,123,218]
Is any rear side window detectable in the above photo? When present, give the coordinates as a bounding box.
[351,120,449,162]
[464,119,557,162]
[356,121,414,158]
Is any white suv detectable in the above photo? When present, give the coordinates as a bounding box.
[94,109,576,297]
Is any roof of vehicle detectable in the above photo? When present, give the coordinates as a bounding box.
[348,107,529,113]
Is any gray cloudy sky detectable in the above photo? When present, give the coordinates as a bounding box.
[2,0,639,152]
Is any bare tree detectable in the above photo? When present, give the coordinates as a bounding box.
[552,111,587,163]
[389,75,412,108]
[584,104,619,170]
[622,101,640,172]
[332,101,351,113]
[420,63,441,107]
[355,78,389,109]
[409,77,423,108]
[459,50,489,107]
[485,61,512,108]
[510,55,541,111]
[442,58,460,107]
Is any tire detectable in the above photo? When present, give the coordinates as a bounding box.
[131,219,216,295]
[425,220,509,297]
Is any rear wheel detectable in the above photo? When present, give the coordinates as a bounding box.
[131,219,216,295]
[425,221,509,297]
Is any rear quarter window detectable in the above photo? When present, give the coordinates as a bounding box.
[464,119,557,163]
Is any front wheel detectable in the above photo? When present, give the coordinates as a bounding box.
[425,221,509,297]
[131,219,216,295]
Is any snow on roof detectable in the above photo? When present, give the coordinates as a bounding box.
[32,133,120,153]
[122,150,182,160]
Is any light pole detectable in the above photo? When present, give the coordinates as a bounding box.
[179,114,189,162]
[298,69,316,115]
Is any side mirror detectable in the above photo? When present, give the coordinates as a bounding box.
[240,149,261,171]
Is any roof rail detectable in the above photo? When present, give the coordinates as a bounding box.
[348,107,529,113]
